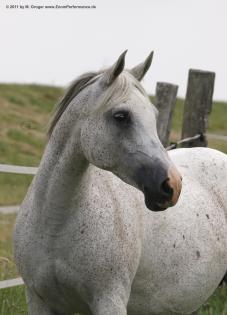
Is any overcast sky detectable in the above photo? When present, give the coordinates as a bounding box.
[0,0,227,100]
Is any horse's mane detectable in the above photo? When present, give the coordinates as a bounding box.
[48,71,102,137]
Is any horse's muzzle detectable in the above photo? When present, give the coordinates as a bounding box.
[137,164,182,212]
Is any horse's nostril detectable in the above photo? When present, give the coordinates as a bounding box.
[161,178,173,199]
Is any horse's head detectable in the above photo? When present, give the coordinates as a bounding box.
[80,52,182,211]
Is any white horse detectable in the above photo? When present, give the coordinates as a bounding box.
[14,51,227,315]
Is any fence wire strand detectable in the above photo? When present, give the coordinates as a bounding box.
[166,133,204,150]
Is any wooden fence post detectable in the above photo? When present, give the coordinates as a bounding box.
[155,82,178,147]
[181,69,215,147]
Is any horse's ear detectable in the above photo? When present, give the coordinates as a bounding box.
[130,51,154,81]
[105,50,127,85]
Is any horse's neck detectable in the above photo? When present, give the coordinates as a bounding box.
[31,120,88,225]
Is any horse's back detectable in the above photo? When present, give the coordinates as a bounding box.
[129,147,227,315]
[169,147,227,217]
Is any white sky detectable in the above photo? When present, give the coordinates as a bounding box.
[0,0,227,100]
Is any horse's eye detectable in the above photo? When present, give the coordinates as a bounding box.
[113,111,130,124]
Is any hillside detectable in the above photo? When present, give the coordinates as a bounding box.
[0,84,63,205]
[0,83,227,205]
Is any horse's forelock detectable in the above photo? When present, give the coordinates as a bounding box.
[96,71,149,113]
[48,70,149,137]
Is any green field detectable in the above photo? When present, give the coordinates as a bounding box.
[0,84,227,314]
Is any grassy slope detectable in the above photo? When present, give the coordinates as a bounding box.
[0,84,227,314]
[0,84,63,205]
[0,213,27,314]
[0,86,226,206]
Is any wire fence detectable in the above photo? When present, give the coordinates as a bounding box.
[167,133,227,150]
[166,133,204,150]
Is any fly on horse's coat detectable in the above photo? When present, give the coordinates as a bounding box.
[14,51,227,315]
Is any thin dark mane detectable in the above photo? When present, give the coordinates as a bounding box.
[48,71,102,137]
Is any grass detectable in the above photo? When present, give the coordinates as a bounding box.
[0,84,226,314]
[0,214,27,314]
[0,84,63,206]
[0,287,27,315]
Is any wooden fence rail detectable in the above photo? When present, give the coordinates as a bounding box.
[0,278,24,289]
[0,164,38,175]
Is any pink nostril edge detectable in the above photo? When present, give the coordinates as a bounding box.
[167,167,182,206]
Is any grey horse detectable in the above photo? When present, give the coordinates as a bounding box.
[14,51,227,315]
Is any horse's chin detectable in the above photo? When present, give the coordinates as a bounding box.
[144,194,170,212]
